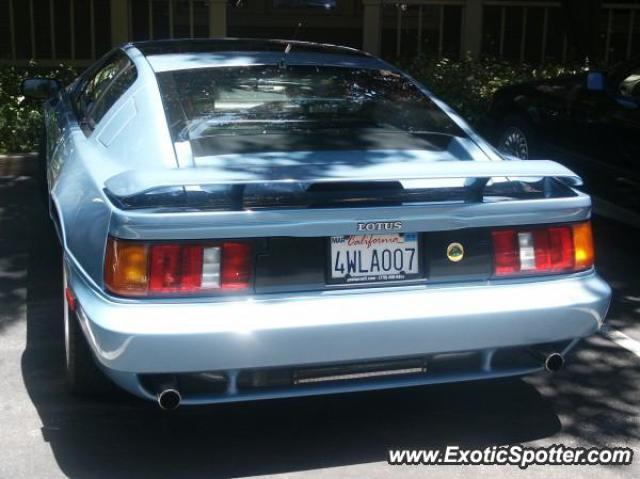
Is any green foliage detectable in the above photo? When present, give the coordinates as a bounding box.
[405,56,587,125]
[0,63,78,154]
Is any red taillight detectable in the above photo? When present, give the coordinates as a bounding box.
[492,222,593,277]
[546,226,574,271]
[221,242,253,290]
[149,244,204,293]
[105,238,253,296]
[491,229,519,275]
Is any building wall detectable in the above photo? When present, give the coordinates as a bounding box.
[0,0,112,63]
[227,1,363,48]
[1,0,639,65]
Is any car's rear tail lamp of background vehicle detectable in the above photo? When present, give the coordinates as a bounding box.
[491,221,594,277]
[104,238,252,296]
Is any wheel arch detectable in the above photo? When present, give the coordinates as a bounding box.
[502,93,543,126]
[491,88,542,131]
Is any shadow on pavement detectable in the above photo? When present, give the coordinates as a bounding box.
[0,176,32,334]
[531,335,640,447]
[9,161,637,478]
[592,217,640,333]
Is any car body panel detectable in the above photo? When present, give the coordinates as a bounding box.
[103,157,582,197]
[145,51,388,73]
[105,194,591,241]
[69,263,607,374]
[67,250,609,403]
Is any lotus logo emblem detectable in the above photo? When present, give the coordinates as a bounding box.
[447,242,464,262]
[356,221,403,232]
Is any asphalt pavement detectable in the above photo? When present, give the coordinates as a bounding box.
[1,155,639,478]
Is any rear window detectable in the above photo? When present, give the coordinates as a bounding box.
[156,65,462,146]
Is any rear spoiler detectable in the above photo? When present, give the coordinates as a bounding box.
[104,160,583,211]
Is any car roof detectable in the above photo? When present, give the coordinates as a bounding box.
[126,38,372,58]
[124,38,387,73]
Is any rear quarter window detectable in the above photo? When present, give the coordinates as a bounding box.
[89,62,138,125]
[74,52,138,133]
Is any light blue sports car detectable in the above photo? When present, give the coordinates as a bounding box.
[22,39,611,409]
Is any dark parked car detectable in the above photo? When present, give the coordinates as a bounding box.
[488,59,640,164]
[486,60,640,211]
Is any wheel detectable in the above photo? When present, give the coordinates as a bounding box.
[495,114,538,160]
[63,264,113,395]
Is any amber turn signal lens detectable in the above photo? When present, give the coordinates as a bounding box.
[572,221,594,270]
[104,237,149,295]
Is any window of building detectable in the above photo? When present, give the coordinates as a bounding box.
[272,0,336,10]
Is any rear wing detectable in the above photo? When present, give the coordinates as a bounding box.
[104,160,583,211]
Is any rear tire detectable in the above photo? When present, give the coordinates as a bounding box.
[495,114,538,160]
[63,265,113,395]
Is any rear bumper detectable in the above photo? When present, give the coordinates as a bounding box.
[68,263,610,402]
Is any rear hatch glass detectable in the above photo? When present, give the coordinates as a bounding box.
[156,64,465,159]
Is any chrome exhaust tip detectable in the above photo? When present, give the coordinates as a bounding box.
[157,388,182,410]
[544,352,565,373]
[528,349,565,373]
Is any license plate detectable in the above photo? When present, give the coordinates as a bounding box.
[329,233,421,284]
